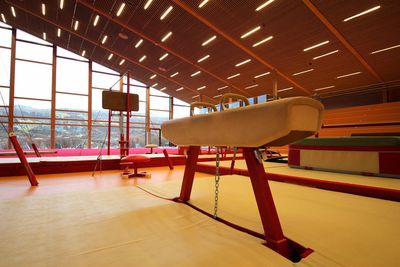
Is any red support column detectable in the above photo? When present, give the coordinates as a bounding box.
[31,143,41,157]
[242,147,292,259]
[9,133,38,186]
[107,109,111,156]
[177,146,200,202]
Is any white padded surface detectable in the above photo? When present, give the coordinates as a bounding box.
[162,97,324,147]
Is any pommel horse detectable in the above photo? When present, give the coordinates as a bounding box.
[161,97,324,261]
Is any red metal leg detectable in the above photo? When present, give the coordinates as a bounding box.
[178,146,200,202]
[163,149,174,170]
[243,147,292,259]
[31,143,41,157]
[9,133,39,186]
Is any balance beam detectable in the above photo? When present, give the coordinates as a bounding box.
[161,97,324,261]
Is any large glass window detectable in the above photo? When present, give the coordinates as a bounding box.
[15,60,52,99]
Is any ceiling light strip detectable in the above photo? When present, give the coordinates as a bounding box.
[60,0,64,10]
[192,95,199,99]
[255,0,275,12]
[161,31,172,42]
[11,6,16,17]
[41,3,46,16]
[303,40,329,52]
[202,35,216,46]
[241,26,261,39]
[93,15,99,26]
[176,87,184,91]
[336,72,361,79]
[227,73,240,79]
[213,94,222,98]
[159,53,169,61]
[245,84,258,89]
[81,50,86,57]
[152,83,158,87]
[191,71,201,77]
[150,74,157,79]
[343,5,380,22]
[119,59,125,65]
[74,20,79,31]
[170,72,179,77]
[277,87,293,92]
[101,35,108,44]
[197,54,210,62]
[135,39,143,48]
[42,32,46,40]
[217,86,228,90]
[139,55,146,62]
[57,28,61,37]
[252,36,273,47]
[254,72,270,78]
[144,0,153,10]
[235,59,251,67]
[160,87,167,91]
[1,13,6,23]
[197,86,206,90]
[314,85,335,91]
[292,69,314,76]
[116,3,126,17]
[160,6,173,20]
[313,50,339,60]
[370,44,400,55]
[199,0,209,8]
[108,53,113,60]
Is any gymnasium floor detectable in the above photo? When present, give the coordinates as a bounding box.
[0,163,399,267]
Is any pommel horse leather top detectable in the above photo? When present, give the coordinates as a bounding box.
[162,97,324,147]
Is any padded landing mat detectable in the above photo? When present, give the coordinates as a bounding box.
[139,175,400,267]
[0,187,295,267]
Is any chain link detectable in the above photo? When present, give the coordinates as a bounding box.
[214,146,220,219]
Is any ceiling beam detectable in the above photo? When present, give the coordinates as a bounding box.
[172,0,312,96]
[77,0,250,97]
[303,0,383,82]
[7,1,217,104]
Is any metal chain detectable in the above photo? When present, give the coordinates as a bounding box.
[214,146,220,219]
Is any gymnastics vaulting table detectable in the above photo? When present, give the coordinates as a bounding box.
[162,97,324,261]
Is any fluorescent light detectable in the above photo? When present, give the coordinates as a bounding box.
[159,53,169,61]
[343,5,380,22]
[227,73,240,79]
[176,87,184,91]
[235,59,251,67]
[197,54,210,63]
[139,55,146,62]
[199,0,209,8]
[213,94,222,98]
[152,83,158,87]
[256,0,275,12]
[192,95,200,99]
[160,87,167,91]
[161,32,172,42]
[313,50,339,60]
[371,44,400,54]
[314,85,335,91]
[108,53,113,60]
[336,72,361,79]
[254,72,270,78]
[277,87,293,92]
[74,20,79,31]
[116,3,126,17]
[160,6,173,20]
[1,13,6,23]
[42,32,46,40]
[57,28,61,37]
[202,35,216,46]
[101,35,108,44]
[252,36,273,47]
[60,0,64,10]
[81,50,86,57]
[150,74,157,79]
[197,86,206,90]
[217,86,228,90]
[119,59,125,65]
[93,15,99,26]
[170,72,179,78]
[144,0,153,10]
[241,26,261,39]
[303,40,329,52]
[135,39,143,48]
[191,71,201,77]
[11,6,16,17]
[42,3,46,16]
[245,84,258,89]
[292,69,314,76]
